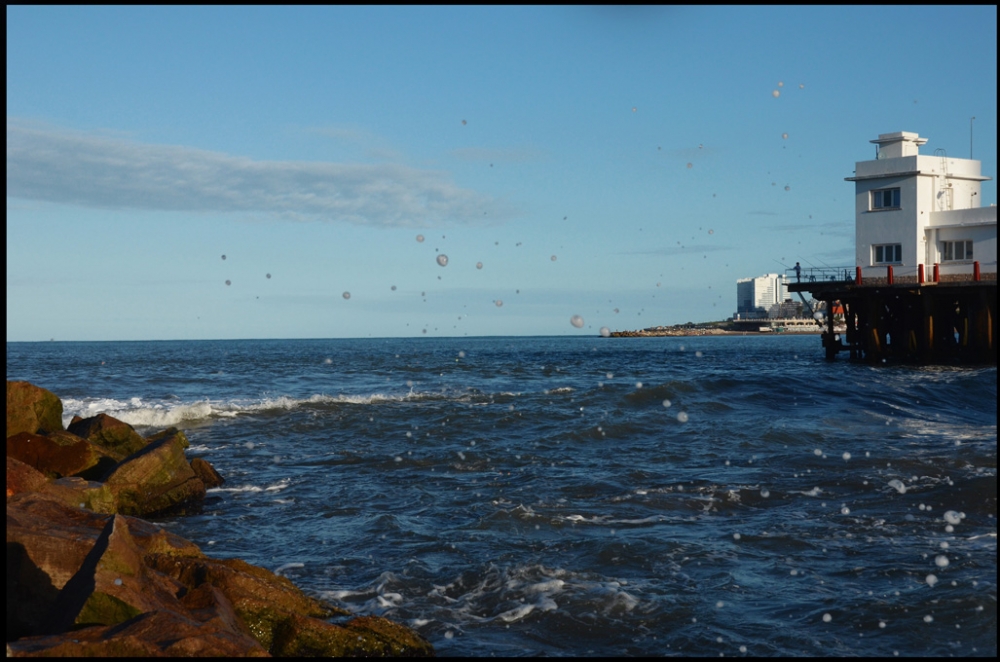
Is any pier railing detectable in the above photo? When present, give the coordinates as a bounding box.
[788,262,997,287]
[786,267,855,284]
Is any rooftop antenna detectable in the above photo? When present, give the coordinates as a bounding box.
[970,116,975,159]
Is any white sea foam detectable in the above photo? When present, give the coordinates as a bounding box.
[274,562,304,575]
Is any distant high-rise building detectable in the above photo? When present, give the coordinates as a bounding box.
[735,273,788,318]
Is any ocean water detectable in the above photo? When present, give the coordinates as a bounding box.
[6,335,997,656]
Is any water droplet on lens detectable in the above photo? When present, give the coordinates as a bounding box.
[842,452,851,460]
[935,555,949,568]
[570,315,584,328]
[495,300,503,307]
[760,488,770,498]
[114,578,122,586]
[551,255,557,261]
[391,285,397,291]
[416,234,424,242]
[221,254,226,260]
[782,132,788,139]
[677,411,689,423]
[822,613,832,622]
[245,441,255,449]
[266,273,271,279]
[772,90,780,98]
[708,229,714,234]
[784,185,791,191]
[476,262,483,269]
[841,506,850,515]
[662,399,671,407]
[437,254,449,267]
[343,292,351,299]
[461,120,466,125]
[225,280,231,286]
[600,327,610,337]
[733,533,741,540]
[943,510,962,525]
[888,479,906,494]
[814,448,822,456]
[686,162,693,169]
[923,615,933,623]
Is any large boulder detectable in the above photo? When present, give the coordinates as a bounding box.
[6,431,117,481]
[7,493,433,657]
[6,457,50,498]
[6,381,63,438]
[67,414,147,461]
[102,429,205,517]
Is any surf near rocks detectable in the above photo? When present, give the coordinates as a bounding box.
[6,380,433,657]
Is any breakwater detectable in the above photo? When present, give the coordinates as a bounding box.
[6,380,432,657]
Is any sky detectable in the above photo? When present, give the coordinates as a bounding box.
[6,5,997,341]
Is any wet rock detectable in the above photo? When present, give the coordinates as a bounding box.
[6,431,117,481]
[6,381,64,437]
[102,429,205,517]
[67,414,148,461]
[191,457,225,488]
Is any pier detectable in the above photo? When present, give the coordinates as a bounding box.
[789,265,996,364]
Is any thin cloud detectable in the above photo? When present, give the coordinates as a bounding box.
[450,146,547,163]
[6,119,509,226]
[623,244,730,257]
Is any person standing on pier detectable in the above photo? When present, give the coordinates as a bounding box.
[794,262,802,282]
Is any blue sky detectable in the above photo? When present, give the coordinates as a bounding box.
[7,6,997,340]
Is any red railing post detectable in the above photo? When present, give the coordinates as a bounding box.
[933,263,940,283]
[855,266,862,285]
[918,264,925,283]
[974,261,981,281]
[887,265,894,285]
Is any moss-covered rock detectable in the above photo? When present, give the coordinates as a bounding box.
[6,381,63,438]
[67,413,147,461]
[102,430,206,517]
[39,476,118,514]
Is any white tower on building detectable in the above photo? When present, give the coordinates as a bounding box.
[846,131,996,279]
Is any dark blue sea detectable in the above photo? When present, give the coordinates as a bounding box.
[6,335,997,656]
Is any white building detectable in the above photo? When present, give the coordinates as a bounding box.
[735,273,788,318]
[846,131,997,279]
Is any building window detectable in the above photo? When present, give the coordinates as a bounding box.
[942,240,973,262]
[870,188,900,210]
[872,244,902,264]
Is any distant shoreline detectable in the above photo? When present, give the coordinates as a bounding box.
[607,325,825,338]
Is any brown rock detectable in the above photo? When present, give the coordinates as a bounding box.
[6,492,201,639]
[67,413,147,461]
[190,457,225,488]
[6,381,64,438]
[38,476,117,514]
[48,515,186,632]
[6,431,117,481]
[102,430,206,517]
[7,456,50,498]
[7,607,269,657]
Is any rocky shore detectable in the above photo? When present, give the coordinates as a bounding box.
[6,380,433,657]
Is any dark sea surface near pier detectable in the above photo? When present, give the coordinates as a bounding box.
[6,335,997,656]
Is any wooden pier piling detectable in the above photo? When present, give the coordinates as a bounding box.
[791,267,997,364]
